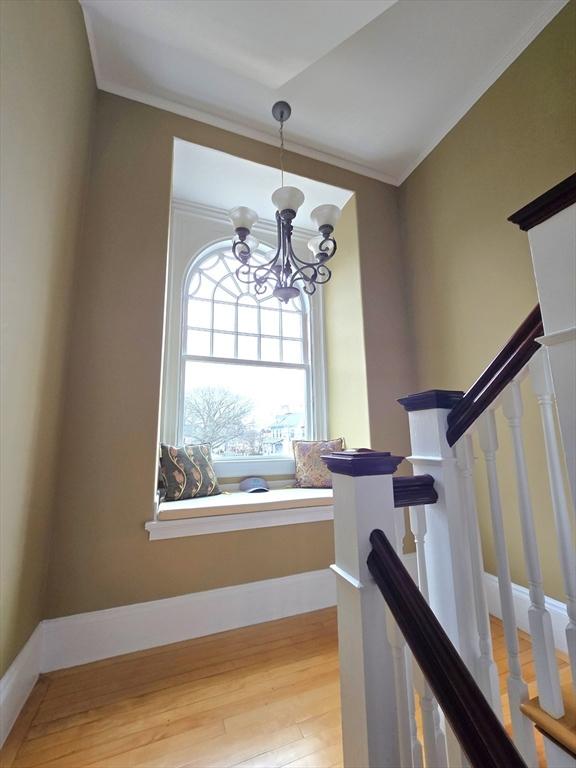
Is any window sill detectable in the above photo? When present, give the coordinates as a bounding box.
[146,488,333,540]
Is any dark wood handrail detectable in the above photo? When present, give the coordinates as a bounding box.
[367,529,527,768]
[393,474,438,507]
[508,173,576,231]
[446,305,543,446]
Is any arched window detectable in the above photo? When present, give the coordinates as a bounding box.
[178,241,314,461]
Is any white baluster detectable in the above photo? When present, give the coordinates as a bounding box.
[530,348,576,680]
[391,512,423,768]
[410,504,449,767]
[386,610,419,767]
[455,435,503,719]
[478,410,538,767]
[502,380,564,717]
[445,723,471,768]
[404,651,424,768]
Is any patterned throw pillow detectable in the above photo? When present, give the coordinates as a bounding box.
[293,438,345,488]
[159,443,220,502]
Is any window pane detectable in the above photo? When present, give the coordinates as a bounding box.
[188,298,211,329]
[238,305,258,334]
[188,273,215,300]
[283,340,303,363]
[213,332,235,358]
[284,296,303,313]
[186,329,210,356]
[261,308,280,337]
[207,258,231,282]
[261,337,281,362]
[282,311,301,339]
[238,335,258,360]
[182,360,308,457]
[213,302,235,331]
[213,282,236,303]
[187,271,201,297]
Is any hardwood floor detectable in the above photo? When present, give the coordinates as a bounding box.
[0,609,570,768]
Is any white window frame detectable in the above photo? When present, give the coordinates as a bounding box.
[161,205,327,480]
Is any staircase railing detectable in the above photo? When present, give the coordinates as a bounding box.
[368,528,527,768]
[325,175,575,768]
[445,304,543,446]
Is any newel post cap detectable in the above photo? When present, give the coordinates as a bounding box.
[397,389,464,412]
[322,449,404,477]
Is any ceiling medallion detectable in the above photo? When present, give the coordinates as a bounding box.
[229,101,341,303]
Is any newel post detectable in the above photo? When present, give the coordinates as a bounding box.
[323,450,404,768]
[509,176,576,503]
[397,391,480,668]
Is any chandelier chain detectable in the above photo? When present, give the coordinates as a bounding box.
[279,120,285,188]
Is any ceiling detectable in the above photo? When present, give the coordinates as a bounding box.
[172,139,354,232]
[80,0,567,185]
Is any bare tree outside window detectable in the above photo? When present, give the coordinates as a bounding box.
[183,387,254,450]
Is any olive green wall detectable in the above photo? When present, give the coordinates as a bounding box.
[324,197,371,447]
[0,0,96,674]
[400,1,575,600]
[45,92,414,619]
[5,0,569,663]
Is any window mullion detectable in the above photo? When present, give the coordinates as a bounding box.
[257,301,262,360]
[279,307,284,363]
[234,297,239,359]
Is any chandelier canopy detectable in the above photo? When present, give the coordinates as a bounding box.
[229,101,341,303]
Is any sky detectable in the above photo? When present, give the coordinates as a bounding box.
[184,360,307,429]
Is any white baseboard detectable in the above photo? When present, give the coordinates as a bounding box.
[2,564,565,748]
[0,624,43,747]
[42,568,337,672]
[484,571,569,655]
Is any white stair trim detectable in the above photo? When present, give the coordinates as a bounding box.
[0,624,43,747]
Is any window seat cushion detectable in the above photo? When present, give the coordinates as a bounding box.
[157,488,333,521]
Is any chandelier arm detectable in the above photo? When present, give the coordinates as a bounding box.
[235,265,276,297]
[287,235,336,269]
[288,250,329,270]
[290,263,332,289]
[288,264,317,287]
[286,243,323,270]
[273,210,283,265]
[318,236,337,261]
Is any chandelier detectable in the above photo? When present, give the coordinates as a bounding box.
[229,101,341,303]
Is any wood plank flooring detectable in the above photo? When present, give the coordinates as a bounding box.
[1,609,570,768]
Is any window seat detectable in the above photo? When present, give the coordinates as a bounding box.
[146,488,334,540]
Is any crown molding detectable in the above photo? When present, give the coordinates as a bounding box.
[81,2,103,85]
[95,80,400,187]
[83,0,567,189]
[397,0,569,184]
[171,198,317,240]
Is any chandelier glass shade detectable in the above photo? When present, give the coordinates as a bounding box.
[229,102,341,303]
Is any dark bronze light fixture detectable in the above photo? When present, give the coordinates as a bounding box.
[229,101,341,303]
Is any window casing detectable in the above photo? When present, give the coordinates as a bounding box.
[173,238,327,476]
